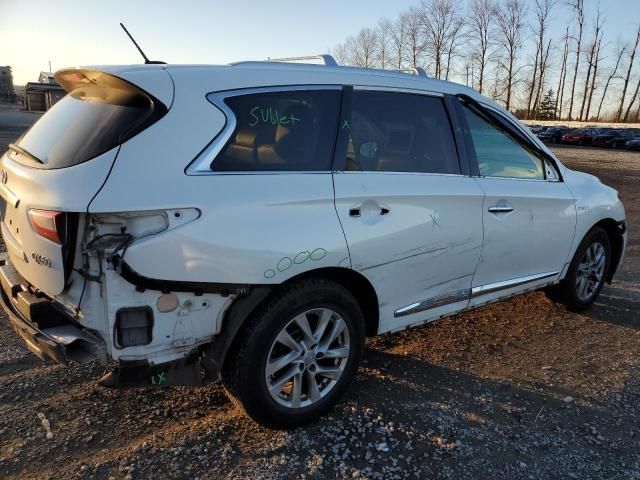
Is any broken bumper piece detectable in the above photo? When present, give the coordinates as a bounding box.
[0,258,102,365]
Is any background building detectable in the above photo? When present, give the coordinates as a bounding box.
[0,66,17,103]
[25,71,65,111]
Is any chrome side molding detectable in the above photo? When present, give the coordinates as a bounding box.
[393,271,559,318]
[470,271,559,297]
[394,288,470,318]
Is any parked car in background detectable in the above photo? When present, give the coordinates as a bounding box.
[529,125,547,134]
[561,128,601,146]
[0,58,627,428]
[625,135,640,151]
[593,129,640,149]
[537,127,570,144]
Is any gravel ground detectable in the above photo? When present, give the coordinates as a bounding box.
[0,119,638,479]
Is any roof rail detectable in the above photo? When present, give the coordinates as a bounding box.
[396,67,429,78]
[268,54,338,67]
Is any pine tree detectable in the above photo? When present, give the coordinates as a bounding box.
[538,89,556,120]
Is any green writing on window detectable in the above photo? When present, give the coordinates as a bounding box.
[249,106,300,127]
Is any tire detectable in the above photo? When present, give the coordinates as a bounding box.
[221,278,365,429]
[546,227,611,312]
[577,140,583,146]
[611,141,618,149]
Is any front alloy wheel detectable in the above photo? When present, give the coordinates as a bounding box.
[575,242,606,301]
[546,226,611,312]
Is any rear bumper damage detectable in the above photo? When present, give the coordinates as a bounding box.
[0,254,244,387]
[0,256,103,365]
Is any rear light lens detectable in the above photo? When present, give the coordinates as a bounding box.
[28,209,63,244]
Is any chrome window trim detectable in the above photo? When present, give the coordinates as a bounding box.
[393,270,559,318]
[353,85,444,97]
[334,171,469,178]
[186,85,343,175]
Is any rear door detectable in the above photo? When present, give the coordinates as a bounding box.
[333,89,485,333]
[0,69,168,296]
[457,102,576,307]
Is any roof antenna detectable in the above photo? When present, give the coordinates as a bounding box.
[119,22,166,65]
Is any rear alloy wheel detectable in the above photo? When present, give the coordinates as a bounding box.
[546,227,611,312]
[221,278,365,429]
[265,308,350,409]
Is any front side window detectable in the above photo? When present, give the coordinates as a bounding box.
[211,90,340,171]
[340,91,460,174]
[462,105,545,180]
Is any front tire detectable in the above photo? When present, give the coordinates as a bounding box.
[547,227,611,312]
[221,278,365,429]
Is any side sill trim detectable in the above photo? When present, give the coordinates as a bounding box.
[393,271,559,318]
[394,289,470,318]
[470,271,559,297]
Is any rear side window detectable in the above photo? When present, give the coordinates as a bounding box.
[340,91,460,174]
[212,90,340,171]
[462,105,545,180]
[12,72,163,169]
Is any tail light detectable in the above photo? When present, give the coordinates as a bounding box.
[28,209,63,244]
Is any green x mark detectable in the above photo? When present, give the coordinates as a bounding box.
[151,371,167,385]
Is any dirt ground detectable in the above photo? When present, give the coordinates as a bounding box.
[0,118,638,479]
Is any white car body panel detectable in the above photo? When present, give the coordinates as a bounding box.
[333,172,484,333]
[468,177,577,308]
[0,148,118,295]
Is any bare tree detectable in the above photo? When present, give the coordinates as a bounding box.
[346,28,378,68]
[376,19,393,69]
[495,0,527,110]
[616,24,640,121]
[403,7,428,68]
[331,42,349,65]
[420,0,463,79]
[444,15,466,80]
[527,0,556,119]
[388,15,408,69]
[585,36,603,121]
[623,74,640,122]
[556,27,571,119]
[579,6,604,121]
[468,0,496,93]
[566,0,585,120]
[532,39,554,118]
[596,44,626,120]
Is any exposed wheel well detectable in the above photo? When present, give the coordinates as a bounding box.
[280,267,380,337]
[591,218,625,283]
[206,267,380,380]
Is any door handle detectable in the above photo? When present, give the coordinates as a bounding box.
[488,204,514,213]
[349,206,390,217]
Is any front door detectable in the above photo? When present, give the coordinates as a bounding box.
[332,89,485,333]
[457,103,576,307]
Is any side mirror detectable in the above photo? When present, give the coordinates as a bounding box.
[359,142,378,159]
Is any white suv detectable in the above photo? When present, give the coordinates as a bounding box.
[0,57,626,428]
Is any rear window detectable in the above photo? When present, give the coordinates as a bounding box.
[11,73,164,169]
[211,89,341,171]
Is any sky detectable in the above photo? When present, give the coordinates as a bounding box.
[1,0,640,88]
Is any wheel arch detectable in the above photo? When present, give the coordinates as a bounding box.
[203,266,380,379]
[591,218,626,283]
